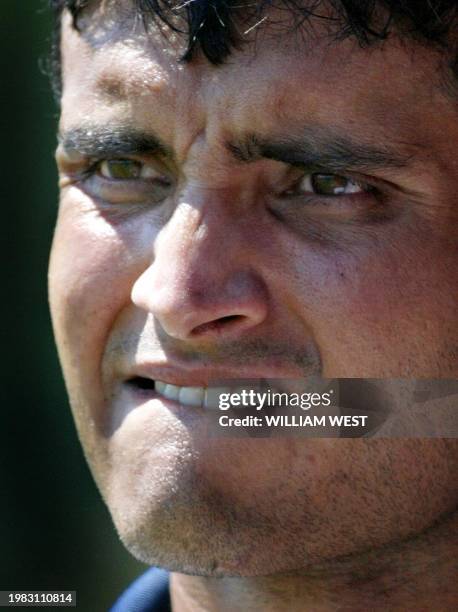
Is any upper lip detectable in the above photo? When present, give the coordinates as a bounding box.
[126,361,313,388]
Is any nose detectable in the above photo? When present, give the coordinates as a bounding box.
[131,199,269,341]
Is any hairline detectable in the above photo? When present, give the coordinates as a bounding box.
[48,1,458,102]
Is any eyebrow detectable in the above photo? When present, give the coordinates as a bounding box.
[59,125,411,173]
[227,130,412,173]
[58,126,173,159]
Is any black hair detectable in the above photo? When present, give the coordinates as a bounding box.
[49,0,458,100]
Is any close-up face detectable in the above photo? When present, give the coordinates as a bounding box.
[49,2,457,576]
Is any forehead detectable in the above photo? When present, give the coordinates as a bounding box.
[59,3,454,157]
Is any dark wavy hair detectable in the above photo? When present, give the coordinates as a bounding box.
[49,0,458,99]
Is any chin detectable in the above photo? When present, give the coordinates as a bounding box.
[115,524,313,578]
[103,472,338,578]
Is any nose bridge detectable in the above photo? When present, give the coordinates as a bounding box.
[156,190,240,285]
[131,187,269,340]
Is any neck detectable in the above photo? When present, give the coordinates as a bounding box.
[170,511,458,612]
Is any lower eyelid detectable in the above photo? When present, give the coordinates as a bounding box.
[80,172,174,205]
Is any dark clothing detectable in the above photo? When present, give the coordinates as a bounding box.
[110,568,171,612]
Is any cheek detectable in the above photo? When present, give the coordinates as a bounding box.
[280,226,455,375]
[48,198,151,404]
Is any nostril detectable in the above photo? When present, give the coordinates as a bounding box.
[191,315,246,337]
[219,315,244,324]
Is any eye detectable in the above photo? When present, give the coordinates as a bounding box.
[81,157,174,206]
[292,173,367,197]
[98,159,161,181]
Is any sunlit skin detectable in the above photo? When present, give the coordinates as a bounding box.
[49,3,458,610]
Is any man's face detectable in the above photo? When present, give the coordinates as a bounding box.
[49,4,457,575]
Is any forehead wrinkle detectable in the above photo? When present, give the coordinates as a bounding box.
[73,16,183,107]
[95,66,169,101]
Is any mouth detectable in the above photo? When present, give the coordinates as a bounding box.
[125,377,268,410]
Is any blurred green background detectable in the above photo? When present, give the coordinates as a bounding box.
[0,1,145,609]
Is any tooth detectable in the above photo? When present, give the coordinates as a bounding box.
[162,384,180,401]
[156,383,263,410]
[179,386,205,407]
[204,387,234,410]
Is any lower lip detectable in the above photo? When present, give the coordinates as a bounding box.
[111,382,211,438]
[122,380,207,413]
